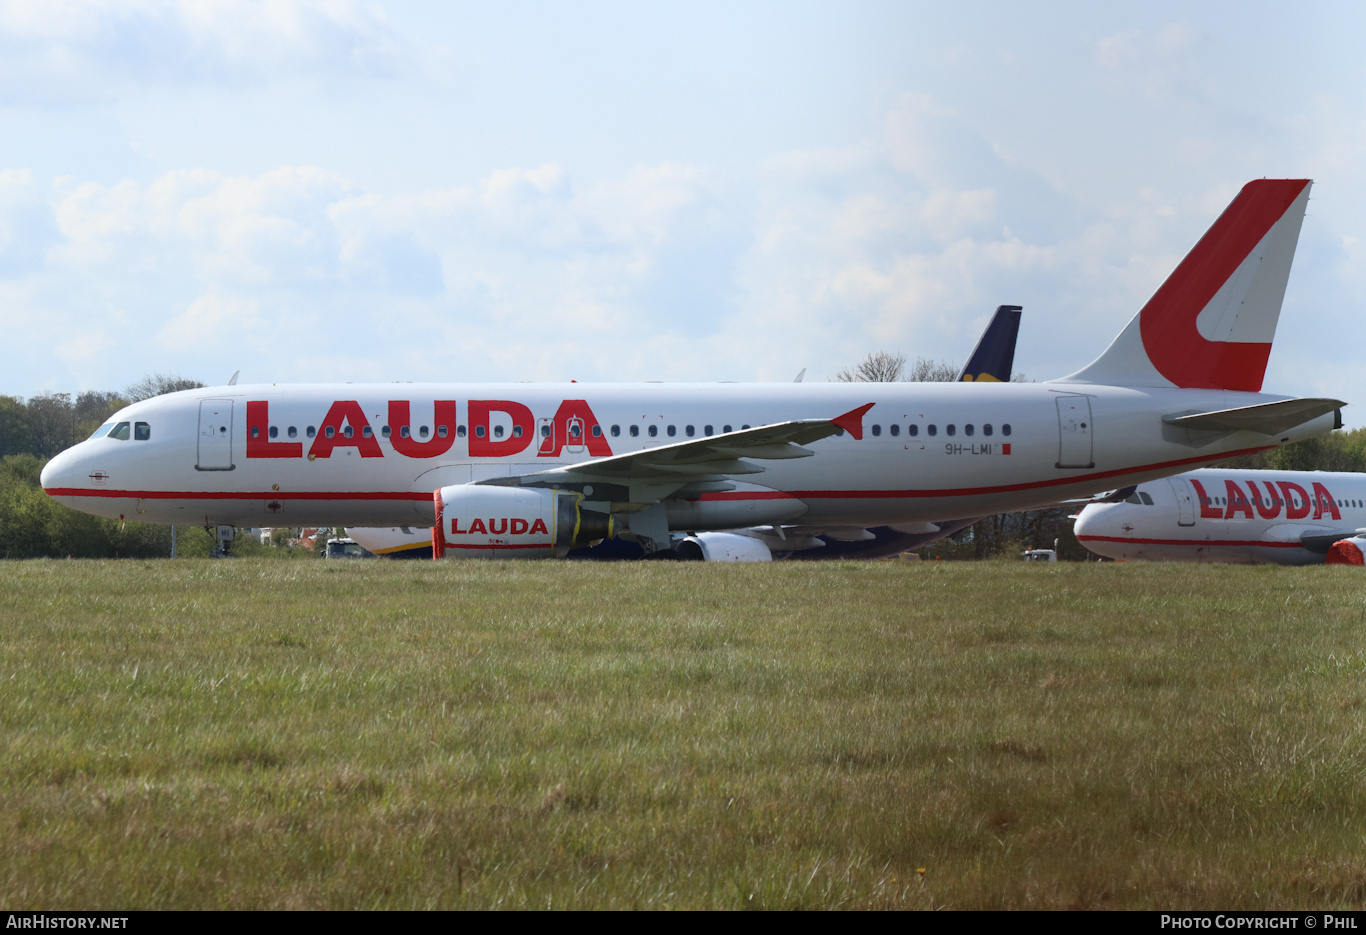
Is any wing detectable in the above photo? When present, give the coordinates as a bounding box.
[478,403,874,505]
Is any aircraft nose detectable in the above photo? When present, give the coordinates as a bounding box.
[41,447,84,497]
[1073,506,1097,538]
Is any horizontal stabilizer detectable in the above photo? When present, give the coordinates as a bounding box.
[1163,398,1344,436]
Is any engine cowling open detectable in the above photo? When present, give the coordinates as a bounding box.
[432,486,613,559]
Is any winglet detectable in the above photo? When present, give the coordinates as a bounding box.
[832,403,875,440]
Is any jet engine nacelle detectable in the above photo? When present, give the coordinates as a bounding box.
[433,486,612,559]
[673,531,773,562]
[1326,537,1366,566]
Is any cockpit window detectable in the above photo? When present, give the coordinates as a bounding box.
[1140,492,1154,505]
[134,422,150,441]
[108,422,131,440]
[1125,492,1142,504]
[89,422,114,440]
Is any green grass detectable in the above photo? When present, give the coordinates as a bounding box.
[2,558,1366,908]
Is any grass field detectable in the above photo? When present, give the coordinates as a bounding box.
[2,558,1366,909]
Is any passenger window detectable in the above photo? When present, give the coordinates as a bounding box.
[307,426,316,438]
[569,424,581,438]
[493,426,504,438]
[541,425,551,437]
[360,426,371,438]
[705,425,713,436]
[871,424,881,437]
[927,425,937,437]
[629,425,639,437]
[723,425,732,433]
[514,425,524,438]
[250,427,261,439]
[437,425,448,438]
[742,424,750,430]
[946,424,956,437]
[667,425,676,437]
[110,422,130,440]
[419,426,429,438]
[591,425,601,437]
[457,426,466,437]
[685,425,695,437]
[1002,424,1012,436]
[381,426,391,438]
[889,424,899,437]
[983,424,993,436]
[288,426,298,438]
[648,425,658,437]
[268,426,278,439]
[325,426,335,438]
[134,422,150,441]
[475,426,486,438]
[964,424,974,437]
[611,425,620,437]
[343,426,354,438]
[400,425,411,438]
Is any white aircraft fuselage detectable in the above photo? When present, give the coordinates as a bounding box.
[42,382,1335,531]
[1074,468,1366,565]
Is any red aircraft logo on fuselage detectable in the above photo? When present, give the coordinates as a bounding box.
[1189,478,1342,522]
[245,399,613,460]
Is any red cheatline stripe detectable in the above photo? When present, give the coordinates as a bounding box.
[42,444,1277,505]
[787,445,1277,499]
[1077,535,1305,549]
[45,488,430,501]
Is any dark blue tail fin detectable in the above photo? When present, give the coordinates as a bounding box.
[957,305,1021,382]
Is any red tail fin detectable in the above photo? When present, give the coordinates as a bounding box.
[1059,180,1311,390]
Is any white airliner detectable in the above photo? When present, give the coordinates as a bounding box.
[41,179,1345,560]
[1073,468,1366,564]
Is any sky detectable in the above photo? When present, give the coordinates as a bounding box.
[1,1,1364,423]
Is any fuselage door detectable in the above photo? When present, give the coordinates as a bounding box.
[1167,477,1196,526]
[1055,395,1094,469]
[537,417,556,455]
[566,416,585,454]
[197,399,235,471]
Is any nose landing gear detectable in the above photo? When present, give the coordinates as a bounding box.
[208,524,236,558]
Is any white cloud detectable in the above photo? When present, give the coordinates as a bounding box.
[157,291,264,351]
[0,0,406,100]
